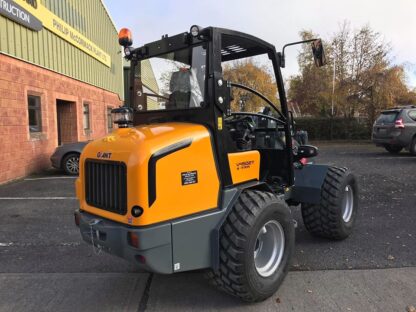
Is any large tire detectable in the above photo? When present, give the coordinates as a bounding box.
[385,145,402,154]
[207,190,295,302]
[301,166,358,240]
[62,153,80,175]
[409,137,416,156]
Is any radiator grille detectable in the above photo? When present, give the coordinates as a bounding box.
[85,159,127,215]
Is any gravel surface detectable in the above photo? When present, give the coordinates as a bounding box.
[292,143,416,270]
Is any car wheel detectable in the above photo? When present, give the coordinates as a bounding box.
[410,137,416,156]
[385,145,402,154]
[62,153,80,175]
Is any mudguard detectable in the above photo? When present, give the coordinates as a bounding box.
[291,164,330,205]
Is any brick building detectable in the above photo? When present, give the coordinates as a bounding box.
[0,0,123,184]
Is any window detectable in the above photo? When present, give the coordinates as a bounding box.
[136,45,207,111]
[376,111,399,124]
[107,107,113,132]
[222,53,280,115]
[220,34,281,116]
[408,110,416,121]
[28,95,42,132]
[83,103,90,130]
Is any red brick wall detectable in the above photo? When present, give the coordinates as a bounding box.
[0,54,122,184]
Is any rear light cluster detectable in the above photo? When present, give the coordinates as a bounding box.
[128,232,139,248]
[395,118,405,129]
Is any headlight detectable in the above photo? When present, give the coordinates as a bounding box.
[190,25,201,37]
[111,107,133,128]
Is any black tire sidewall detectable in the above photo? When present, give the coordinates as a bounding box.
[244,201,295,299]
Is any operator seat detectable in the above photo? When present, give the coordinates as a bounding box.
[167,69,191,109]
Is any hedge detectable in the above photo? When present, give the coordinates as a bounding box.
[294,117,371,140]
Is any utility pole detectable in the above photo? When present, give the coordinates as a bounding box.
[331,50,336,117]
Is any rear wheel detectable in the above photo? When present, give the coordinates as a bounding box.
[207,190,295,302]
[385,145,402,154]
[410,137,416,156]
[301,166,358,240]
[62,153,80,175]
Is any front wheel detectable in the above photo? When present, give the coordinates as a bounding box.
[207,190,295,302]
[301,166,358,240]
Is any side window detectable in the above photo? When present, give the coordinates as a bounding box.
[28,95,42,133]
[408,110,416,121]
[83,103,90,131]
[107,107,113,132]
[221,54,279,115]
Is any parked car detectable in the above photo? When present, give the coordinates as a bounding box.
[372,105,416,155]
[50,142,89,175]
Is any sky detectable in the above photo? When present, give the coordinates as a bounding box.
[104,0,416,88]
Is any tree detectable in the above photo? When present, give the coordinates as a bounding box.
[288,22,415,124]
[287,30,334,116]
[223,59,279,113]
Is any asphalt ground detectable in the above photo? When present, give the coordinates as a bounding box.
[0,143,415,311]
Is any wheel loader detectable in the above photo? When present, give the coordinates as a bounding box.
[74,25,358,302]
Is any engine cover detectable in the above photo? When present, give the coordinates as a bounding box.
[76,122,220,226]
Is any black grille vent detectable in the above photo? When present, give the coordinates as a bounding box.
[85,159,127,215]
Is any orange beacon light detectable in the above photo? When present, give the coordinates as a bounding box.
[118,28,133,47]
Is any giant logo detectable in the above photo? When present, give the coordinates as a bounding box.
[96,152,112,159]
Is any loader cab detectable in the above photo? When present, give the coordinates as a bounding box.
[121,26,302,190]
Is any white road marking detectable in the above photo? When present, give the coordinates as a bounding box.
[24,176,77,181]
[373,157,415,160]
[0,197,77,200]
[0,242,81,247]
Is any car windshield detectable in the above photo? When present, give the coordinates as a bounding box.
[376,111,399,124]
[135,45,206,111]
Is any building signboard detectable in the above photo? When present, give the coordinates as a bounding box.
[0,0,42,31]
[1,0,111,67]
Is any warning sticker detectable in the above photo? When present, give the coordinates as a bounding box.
[181,171,198,185]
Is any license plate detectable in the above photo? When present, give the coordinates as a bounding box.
[378,129,386,134]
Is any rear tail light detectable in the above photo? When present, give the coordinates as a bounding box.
[395,118,405,128]
[300,158,308,165]
[128,232,139,248]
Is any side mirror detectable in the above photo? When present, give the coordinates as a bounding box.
[294,145,318,161]
[311,39,326,67]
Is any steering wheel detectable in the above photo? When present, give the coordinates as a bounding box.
[225,114,256,150]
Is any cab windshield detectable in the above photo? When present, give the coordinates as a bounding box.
[136,45,206,111]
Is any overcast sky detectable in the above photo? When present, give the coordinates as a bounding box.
[104,0,416,88]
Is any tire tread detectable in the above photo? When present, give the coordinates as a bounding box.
[207,190,287,302]
[301,166,354,240]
